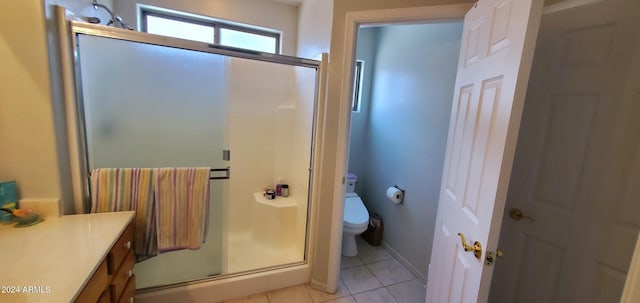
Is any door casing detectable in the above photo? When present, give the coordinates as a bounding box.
[324,2,474,294]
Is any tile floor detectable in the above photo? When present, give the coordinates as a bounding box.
[221,238,426,303]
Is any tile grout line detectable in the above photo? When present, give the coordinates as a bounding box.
[354,244,415,303]
[303,284,309,303]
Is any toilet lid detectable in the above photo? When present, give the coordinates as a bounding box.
[344,196,369,226]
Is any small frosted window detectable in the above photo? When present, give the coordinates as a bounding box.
[141,8,281,54]
[220,28,277,54]
[146,15,215,44]
[352,60,364,112]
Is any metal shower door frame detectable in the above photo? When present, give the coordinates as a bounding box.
[61,18,323,288]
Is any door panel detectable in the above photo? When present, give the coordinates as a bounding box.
[426,0,543,302]
[534,94,598,209]
[489,1,640,302]
[513,235,563,302]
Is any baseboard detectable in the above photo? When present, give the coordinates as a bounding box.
[381,240,427,283]
[309,279,328,292]
[135,264,310,303]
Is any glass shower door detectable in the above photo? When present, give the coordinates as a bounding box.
[78,34,229,288]
[75,29,319,290]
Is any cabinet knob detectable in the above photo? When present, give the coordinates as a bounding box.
[124,241,131,249]
[129,297,134,303]
[128,269,133,278]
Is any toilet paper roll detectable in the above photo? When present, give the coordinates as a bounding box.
[386,187,404,204]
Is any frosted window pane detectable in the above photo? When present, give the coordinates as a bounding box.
[220,28,277,53]
[146,15,214,44]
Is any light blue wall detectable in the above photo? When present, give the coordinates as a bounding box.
[348,22,463,279]
[348,27,379,182]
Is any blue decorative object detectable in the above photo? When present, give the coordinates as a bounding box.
[0,181,18,223]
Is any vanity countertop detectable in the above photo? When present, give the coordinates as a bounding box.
[0,211,134,303]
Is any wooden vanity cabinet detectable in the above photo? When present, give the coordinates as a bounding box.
[76,223,136,303]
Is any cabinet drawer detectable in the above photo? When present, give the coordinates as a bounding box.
[110,249,135,300]
[108,223,134,274]
[98,289,111,303]
[75,259,109,303]
[117,274,136,303]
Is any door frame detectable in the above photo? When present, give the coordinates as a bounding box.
[326,2,473,293]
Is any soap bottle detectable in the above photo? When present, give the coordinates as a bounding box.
[275,178,283,196]
[281,184,289,197]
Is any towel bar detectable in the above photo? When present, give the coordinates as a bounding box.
[209,167,230,180]
[88,167,231,180]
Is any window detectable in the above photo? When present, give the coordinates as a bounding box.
[141,8,281,54]
[352,60,364,112]
[145,15,215,44]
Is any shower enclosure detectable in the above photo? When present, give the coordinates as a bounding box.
[63,18,322,294]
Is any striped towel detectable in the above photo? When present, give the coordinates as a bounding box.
[154,167,211,252]
[90,168,158,261]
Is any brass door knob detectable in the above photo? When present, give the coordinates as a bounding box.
[457,233,483,260]
[509,208,535,222]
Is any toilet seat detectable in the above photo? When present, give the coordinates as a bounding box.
[344,194,369,228]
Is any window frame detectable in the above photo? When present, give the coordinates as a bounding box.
[352,60,365,112]
[140,8,281,54]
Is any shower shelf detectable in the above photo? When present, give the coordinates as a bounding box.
[253,192,297,208]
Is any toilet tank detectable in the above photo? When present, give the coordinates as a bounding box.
[346,173,357,193]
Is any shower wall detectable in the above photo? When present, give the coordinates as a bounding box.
[227,58,290,235]
[226,57,315,272]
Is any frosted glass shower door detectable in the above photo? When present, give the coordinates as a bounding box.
[77,34,228,288]
[75,28,320,289]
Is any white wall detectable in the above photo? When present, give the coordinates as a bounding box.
[348,23,463,280]
[294,0,334,290]
[47,0,114,25]
[114,0,299,56]
[296,0,333,59]
[0,1,62,203]
[347,27,379,179]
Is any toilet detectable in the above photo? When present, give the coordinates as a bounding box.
[342,173,370,257]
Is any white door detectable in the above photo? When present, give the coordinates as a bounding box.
[489,1,640,302]
[425,0,543,302]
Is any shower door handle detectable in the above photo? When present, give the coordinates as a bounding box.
[209,167,231,180]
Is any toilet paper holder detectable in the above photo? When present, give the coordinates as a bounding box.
[393,185,406,204]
